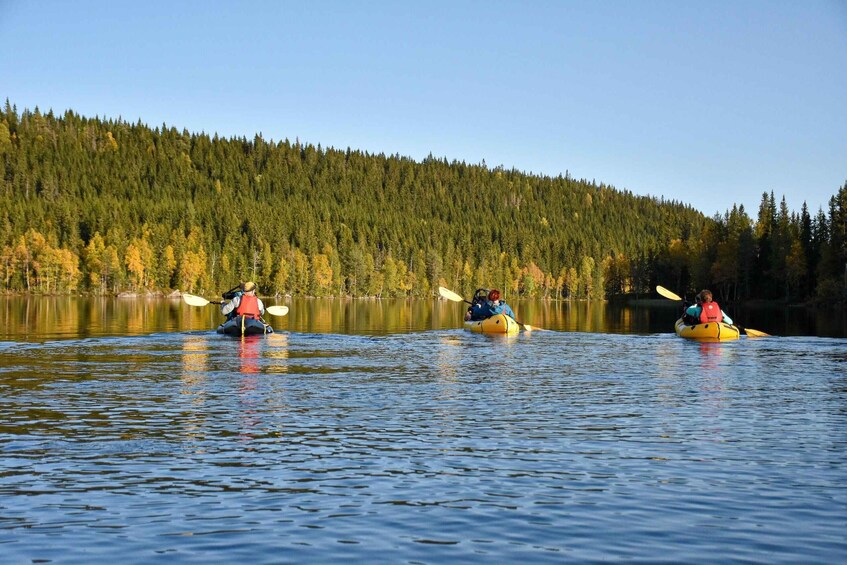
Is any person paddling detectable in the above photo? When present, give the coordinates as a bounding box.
[683,289,733,325]
[464,288,490,321]
[221,281,265,321]
[478,289,516,320]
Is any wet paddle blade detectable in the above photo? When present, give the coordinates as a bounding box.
[656,285,683,301]
[182,293,211,307]
[438,286,466,303]
[744,327,771,337]
[265,305,289,317]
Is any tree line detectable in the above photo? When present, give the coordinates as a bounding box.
[1,102,844,304]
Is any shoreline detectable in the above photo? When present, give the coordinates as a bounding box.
[0,290,823,308]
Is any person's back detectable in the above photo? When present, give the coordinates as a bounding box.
[221,281,265,320]
[480,289,516,319]
[698,299,722,323]
[684,289,733,325]
[465,288,490,321]
[236,292,262,319]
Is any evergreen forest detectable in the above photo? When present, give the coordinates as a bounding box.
[1,102,845,304]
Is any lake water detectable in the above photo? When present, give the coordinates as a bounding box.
[1,297,845,563]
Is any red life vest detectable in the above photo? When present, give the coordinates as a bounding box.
[699,301,722,324]
[236,294,261,319]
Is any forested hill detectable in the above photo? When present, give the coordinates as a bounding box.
[1,103,845,303]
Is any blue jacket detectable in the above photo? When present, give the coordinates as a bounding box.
[480,300,516,319]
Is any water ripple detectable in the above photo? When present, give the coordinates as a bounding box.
[1,331,845,563]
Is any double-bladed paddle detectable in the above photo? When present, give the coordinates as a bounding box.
[182,293,289,317]
[438,286,541,332]
[656,285,770,337]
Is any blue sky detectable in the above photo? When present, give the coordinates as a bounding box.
[1,1,845,217]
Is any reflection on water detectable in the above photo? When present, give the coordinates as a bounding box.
[1,296,845,340]
[434,335,465,382]
[180,336,207,447]
[697,340,729,370]
[181,335,209,375]
[266,332,289,374]
[238,336,262,374]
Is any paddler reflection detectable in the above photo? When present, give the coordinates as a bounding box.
[697,340,725,372]
[235,332,290,374]
[238,336,262,374]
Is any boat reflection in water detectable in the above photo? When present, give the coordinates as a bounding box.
[238,336,261,374]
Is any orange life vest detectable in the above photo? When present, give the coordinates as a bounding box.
[236,294,261,319]
[699,301,722,324]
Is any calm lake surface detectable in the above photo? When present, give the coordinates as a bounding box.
[1,297,845,563]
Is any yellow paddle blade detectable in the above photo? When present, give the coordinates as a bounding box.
[744,327,771,337]
[656,285,683,301]
[265,305,289,317]
[522,323,552,332]
[438,286,465,302]
[182,293,211,307]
